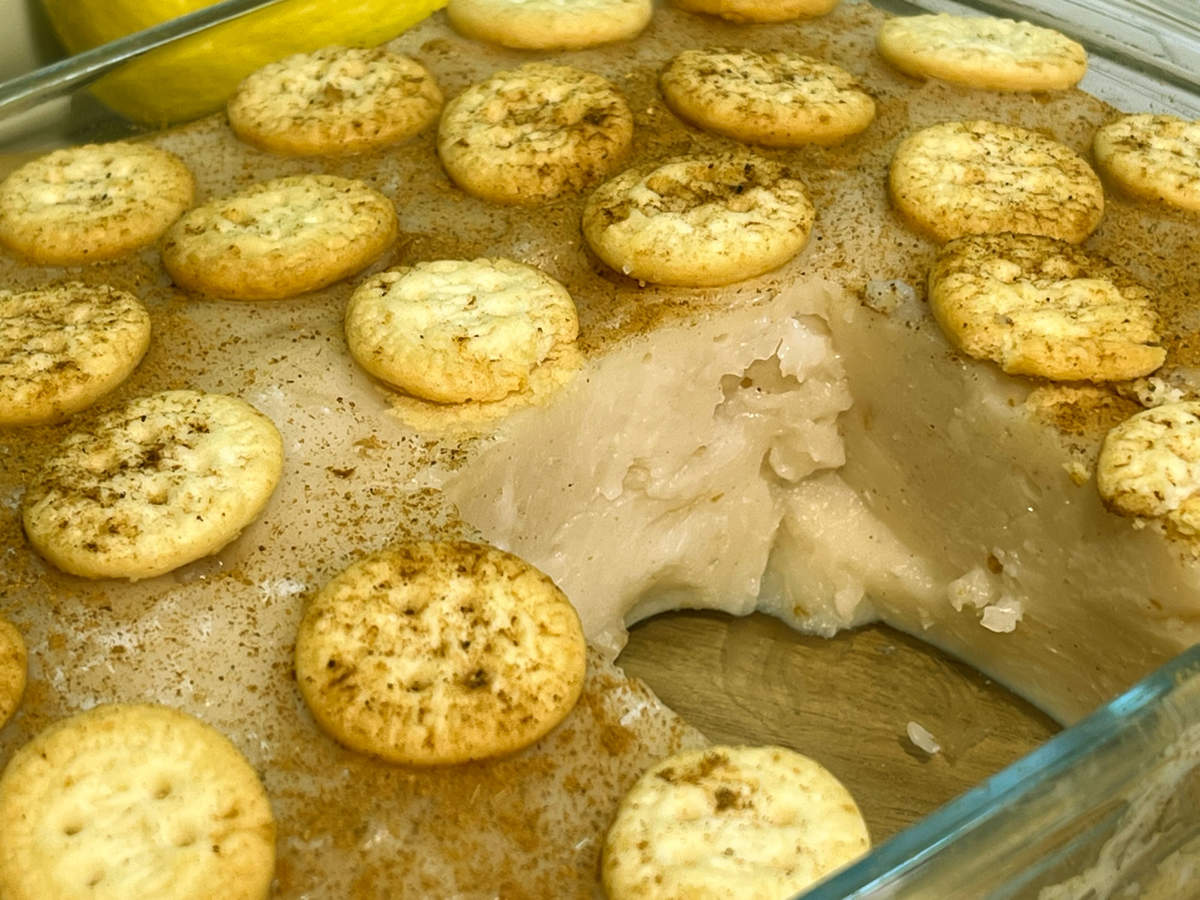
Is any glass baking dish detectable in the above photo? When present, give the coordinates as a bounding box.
[0,2,1197,897]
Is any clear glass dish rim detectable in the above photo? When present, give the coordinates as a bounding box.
[800,642,1200,897]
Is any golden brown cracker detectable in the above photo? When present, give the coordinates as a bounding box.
[0,703,276,900]
[0,283,151,426]
[228,46,442,157]
[0,142,193,266]
[438,63,633,205]
[889,120,1103,243]
[928,233,1164,381]
[295,541,587,765]
[162,174,396,300]
[583,154,815,286]
[22,390,283,580]
[345,258,579,403]
[661,48,875,147]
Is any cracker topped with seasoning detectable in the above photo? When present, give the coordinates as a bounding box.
[660,48,876,147]
[0,703,276,900]
[438,63,633,205]
[22,389,283,580]
[888,120,1104,243]
[294,541,587,766]
[161,174,396,300]
[227,46,443,157]
[1093,114,1200,213]
[582,154,815,286]
[345,258,579,404]
[0,283,151,427]
[602,745,870,899]
[877,13,1087,92]
[1098,402,1200,537]
[928,233,1165,382]
[447,0,652,50]
[0,142,194,266]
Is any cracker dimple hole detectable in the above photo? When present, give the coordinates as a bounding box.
[153,779,173,800]
[63,821,84,836]
[174,828,198,847]
[86,870,105,887]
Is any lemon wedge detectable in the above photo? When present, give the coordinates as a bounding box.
[40,0,447,125]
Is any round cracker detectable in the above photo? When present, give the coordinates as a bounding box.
[22,389,283,581]
[660,48,875,147]
[1093,114,1200,213]
[1097,402,1200,537]
[671,0,839,23]
[888,120,1104,243]
[928,233,1164,382]
[876,13,1087,92]
[0,283,151,427]
[161,174,397,300]
[446,0,652,50]
[438,63,633,205]
[582,154,815,287]
[0,703,276,900]
[0,142,194,266]
[345,258,579,404]
[294,541,587,766]
[0,617,26,731]
[602,745,870,899]
[228,46,443,157]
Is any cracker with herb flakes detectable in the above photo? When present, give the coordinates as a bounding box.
[929,233,1164,382]
[22,390,283,580]
[889,120,1103,243]
[603,745,869,899]
[295,541,587,766]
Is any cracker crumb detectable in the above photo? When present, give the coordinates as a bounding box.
[906,721,941,755]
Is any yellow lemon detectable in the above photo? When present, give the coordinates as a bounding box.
[40,0,447,125]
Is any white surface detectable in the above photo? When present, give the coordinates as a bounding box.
[0,0,57,78]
